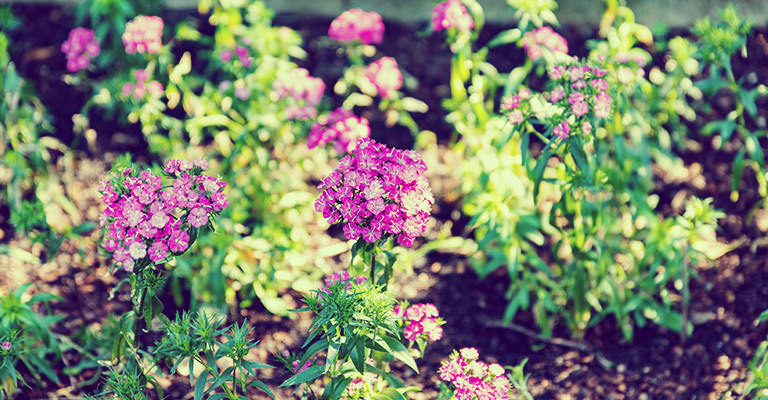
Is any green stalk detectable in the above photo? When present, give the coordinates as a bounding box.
[370,252,376,284]
[134,285,148,348]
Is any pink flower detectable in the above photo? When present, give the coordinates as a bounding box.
[168,229,189,253]
[235,86,250,100]
[292,360,311,374]
[62,27,99,72]
[122,83,133,96]
[147,81,164,98]
[581,120,592,135]
[404,321,423,341]
[550,87,565,103]
[307,108,370,153]
[521,27,568,61]
[501,96,520,110]
[508,109,523,124]
[220,49,233,62]
[122,16,164,54]
[571,101,588,117]
[1,342,10,351]
[553,121,570,139]
[273,68,325,119]
[432,0,474,32]
[459,347,479,361]
[129,241,147,260]
[188,207,208,228]
[135,69,149,82]
[148,241,168,263]
[329,9,384,45]
[365,57,402,98]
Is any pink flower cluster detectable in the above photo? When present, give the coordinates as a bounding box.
[365,57,403,99]
[341,377,373,400]
[438,348,512,400]
[61,28,100,72]
[99,159,228,272]
[1,342,10,351]
[291,359,311,374]
[221,45,253,68]
[319,270,368,298]
[329,9,384,45]
[503,60,613,138]
[432,0,474,32]
[273,68,325,119]
[394,302,443,342]
[122,15,164,54]
[521,26,568,61]
[121,69,164,100]
[307,108,371,153]
[315,138,434,247]
[614,51,647,84]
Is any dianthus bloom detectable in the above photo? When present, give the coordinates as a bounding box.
[291,360,311,374]
[122,15,164,54]
[307,108,370,153]
[432,0,474,32]
[1,342,10,351]
[121,69,164,100]
[99,159,227,272]
[273,68,325,119]
[328,9,384,45]
[318,269,368,299]
[61,27,100,72]
[395,302,443,342]
[438,348,511,400]
[521,26,568,61]
[315,138,434,247]
[364,57,402,99]
[221,44,252,67]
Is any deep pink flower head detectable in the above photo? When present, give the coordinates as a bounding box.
[521,27,568,61]
[329,9,384,45]
[292,360,311,374]
[365,57,402,99]
[122,16,164,54]
[439,348,511,399]
[396,302,443,342]
[1,342,10,351]
[432,0,474,32]
[553,121,570,139]
[307,108,370,153]
[315,138,434,247]
[274,68,325,119]
[99,159,227,272]
[61,27,100,72]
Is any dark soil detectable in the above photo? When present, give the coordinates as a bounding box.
[2,3,768,400]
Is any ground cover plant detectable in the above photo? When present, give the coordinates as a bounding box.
[1,0,768,398]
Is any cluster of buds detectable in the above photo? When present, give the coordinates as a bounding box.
[319,269,368,298]
[432,0,474,32]
[122,15,164,54]
[502,59,614,139]
[307,108,370,153]
[121,69,163,100]
[273,68,325,119]
[220,44,253,68]
[521,26,569,61]
[393,302,443,342]
[329,9,385,45]
[438,348,512,400]
[98,159,228,272]
[61,27,100,72]
[340,374,378,400]
[364,57,403,99]
[315,138,434,247]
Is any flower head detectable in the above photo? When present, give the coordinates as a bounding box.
[61,27,99,72]
[1,342,10,351]
[329,9,384,45]
[315,138,434,247]
[307,108,370,153]
[365,57,402,99]
[122,16,164,54]
[432,0,474,32]
[521,26,568,61]
[274,68,325,119]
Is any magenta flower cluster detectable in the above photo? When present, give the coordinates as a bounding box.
[319,269,368,298]
[122,15,164,54]
[394,302,443,342]
[99,159,228,272]
[328,9,384,45]
[315,138,434,247]
[438,348,512,400]
[521,26,569,61]
[1,342,10,351]
[365,57,403,99]
[432,0,474,32]
[307,108,371,153]
[61,28,100,72]
[273,68,326,119]
[121,69,164,100]
[503,59,613,138]
[291,359,311,374]
[221,45,253,68]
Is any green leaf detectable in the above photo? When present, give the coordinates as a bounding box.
[731,148,746,192]
[487,28,522,48]
[321,376,352,400]
[280,365,324,387]
[350,338,366,374]
[740,89,757,118]
[756,309,768,324]
[568,136,591,179]
[249,380,274,398]
[194,369,209,400]
[373,388,411,400]
[300,338,328,364]
[376,336,418,373]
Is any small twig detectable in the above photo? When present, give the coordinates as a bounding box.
[485,320,592,352]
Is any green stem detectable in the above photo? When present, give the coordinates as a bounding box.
[194,354,237,399]
[370,252,376,284]
[680,242,689,342]
[134,284,149,348]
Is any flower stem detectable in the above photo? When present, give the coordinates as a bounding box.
[134,285,148,348]
[370,252,376,284]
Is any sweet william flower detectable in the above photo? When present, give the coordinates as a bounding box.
[61,27,99,72]
[1,342,10,351]
[329,9,384,45]
[553,121,570,139]
[432,0,474,32]
[521,26,568,61]
[123,16,163,54]
[365,57,403,99]
[188,207,208,228]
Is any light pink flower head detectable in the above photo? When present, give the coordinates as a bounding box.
[122,16,164,54]
[521,26,568,61]
[329,9,384,45]
[432,0,474,32]
[365,57,403,99]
